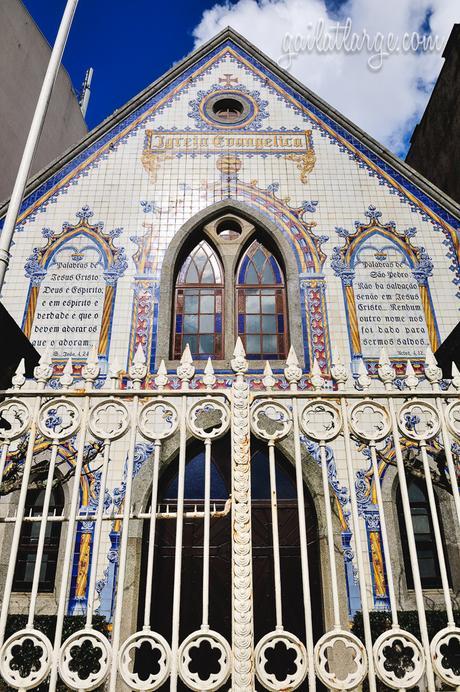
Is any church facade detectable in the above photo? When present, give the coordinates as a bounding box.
[0,28,459,692]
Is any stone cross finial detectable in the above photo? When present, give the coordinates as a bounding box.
[177,344,195,385]
[154,359,168,389]
[377,347,395,389]
[231,337,248,375]
[203,357,216,389]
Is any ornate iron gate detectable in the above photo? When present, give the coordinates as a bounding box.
[0,341,459,691]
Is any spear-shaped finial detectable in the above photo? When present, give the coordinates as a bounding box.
[203,357,216,389]
[356,358,371,391]
[310,357,325,391]
[404,360,419,391]
[129,344,147,386]
[82,344,100,385]
[108,356,122,389]
[231,337,248,375]
[331,349,348,389]
[452,362,460,391]
[377,347,395,390]
[34,348,53,384]
[154,359,168,389]
[424,347,442,388]
[61,357,74,387]
[284,345,302,386]
[11,358,26,390]
[262,361,276,389]
[177,344,195,386]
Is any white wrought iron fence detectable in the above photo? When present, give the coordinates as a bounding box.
[0,340,458,691]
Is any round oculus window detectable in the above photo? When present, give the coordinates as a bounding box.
[212,98,244,122]
[216,218,242,239]
[201,91,256,127]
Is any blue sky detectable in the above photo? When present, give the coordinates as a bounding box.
[23,0,221,131]
[23,0,458,157]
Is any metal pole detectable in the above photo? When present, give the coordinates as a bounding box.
[0,0,79,295]
[79,66,93,117]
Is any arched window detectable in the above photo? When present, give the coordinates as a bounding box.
[173,240,224,360]
[137,436,322,654]
[13,484,64,592]
[397,478,448,589]
[236,240,288,359]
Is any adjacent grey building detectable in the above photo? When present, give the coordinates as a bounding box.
[0,0,87,202]
[406,24,460,205]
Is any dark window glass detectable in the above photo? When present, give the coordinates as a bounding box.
[164,450,228,500]
[236,240,288,359]
[398,478,448,589]
[173,241,224,360]
[162,439,296,502]
[13,485,64,592]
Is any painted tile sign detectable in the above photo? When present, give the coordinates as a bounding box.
[354,243,430,358]
[22,206,127,363]
[30,241,105,358]
[332,206,440,362]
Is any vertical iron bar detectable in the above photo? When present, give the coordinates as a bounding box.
[169,394,187,691]
[292,396,316,692]
[386,397,436,691]
[268,439,283,629]
[143,439,162,629]
[340,398,376,692]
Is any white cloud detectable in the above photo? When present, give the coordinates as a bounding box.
[192,0,459,156]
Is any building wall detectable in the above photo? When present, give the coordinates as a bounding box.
[0,0,87,203]
[406,24,460,205]
[0,36,459,626]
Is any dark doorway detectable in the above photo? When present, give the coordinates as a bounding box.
[137,436,323,690]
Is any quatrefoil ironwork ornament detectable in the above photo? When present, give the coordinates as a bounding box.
[0,628,53,689]
[255,630,307,691]
[397,401,440,441]
[373,628,425,689]
[250,400,292,441]
[59,629,111,691]
[314,630,367,690]
[138,400,179,441]
[430,626,460,686]
[118,630,171,690]
[178,629,231,691]
[88,399,130,440]
[300,400,342,442]
[445,400,460,440]
[348,400,391,442]
[37,398,80,440]
[0,399,31,440]
[187,399,230,440]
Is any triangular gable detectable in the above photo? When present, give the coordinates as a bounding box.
[1,29,459,255]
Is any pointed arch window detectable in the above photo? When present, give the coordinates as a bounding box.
[236,240,288,359]
[173,240,224,359]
